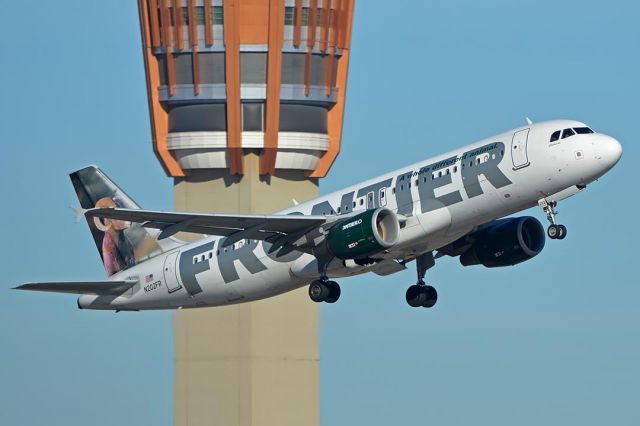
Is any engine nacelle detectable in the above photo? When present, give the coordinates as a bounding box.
[326,208,400,260]
[460,216,545,268]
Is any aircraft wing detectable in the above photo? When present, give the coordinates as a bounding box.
[85,208,331,251]
[14,280,137,295]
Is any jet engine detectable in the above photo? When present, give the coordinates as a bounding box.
[326,208,400,260]
[459,216,545,268]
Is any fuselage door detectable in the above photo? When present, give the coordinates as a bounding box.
[511,128,531,169]
[379,188,387,207]
[163,251,182,293]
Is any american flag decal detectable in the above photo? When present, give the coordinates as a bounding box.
[145,274,154,283]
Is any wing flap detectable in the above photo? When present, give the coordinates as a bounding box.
[370,259,407,276]
[14,280,137,295]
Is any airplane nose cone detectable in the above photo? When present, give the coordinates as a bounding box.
[594,135,623,171]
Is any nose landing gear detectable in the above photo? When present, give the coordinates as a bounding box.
[538,198,567,240]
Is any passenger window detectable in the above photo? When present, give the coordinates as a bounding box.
[337,207,341,213]
[562,128,575,139]
[359,199,364,206]
[550,131,561,142]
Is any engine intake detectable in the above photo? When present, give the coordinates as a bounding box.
[460,216,545,268]
[326,208,400,260]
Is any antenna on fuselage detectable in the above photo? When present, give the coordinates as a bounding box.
[526,117,533,125]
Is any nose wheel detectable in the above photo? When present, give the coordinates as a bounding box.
[547,224,567,240]
[405,252,438,308]
[538,198,567,240]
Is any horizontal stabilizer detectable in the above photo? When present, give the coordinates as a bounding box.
[14,280,137,295]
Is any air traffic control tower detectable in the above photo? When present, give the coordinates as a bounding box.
[136,1,355,425]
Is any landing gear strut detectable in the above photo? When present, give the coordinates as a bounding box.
[538,198,567,240]
[309,278,341,303]
[405,252,438,308]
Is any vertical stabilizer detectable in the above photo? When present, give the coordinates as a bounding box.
[69,165,179,277]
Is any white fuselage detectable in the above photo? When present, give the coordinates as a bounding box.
[78,119,622,310]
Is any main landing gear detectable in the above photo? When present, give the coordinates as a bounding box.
[538,198,567,240]
[309,278,341,304]
[405,252,438,308]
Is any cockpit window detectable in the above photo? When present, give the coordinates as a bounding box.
[574,127,594,134]
[550,130,561,142]
[561,128,575,139]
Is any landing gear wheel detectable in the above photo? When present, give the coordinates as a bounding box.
[547,224,567,240]
[557,225,567,240]
[421,285,438,308]
[406,283,438,308]
[406,253,439,309]
[309,280,330,303]
[309,280,341,303]
[406,284,426,307]
[325,281,341,304]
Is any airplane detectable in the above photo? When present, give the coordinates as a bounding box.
[14,119,622,310]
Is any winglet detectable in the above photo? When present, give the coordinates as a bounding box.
[69,205,87,224]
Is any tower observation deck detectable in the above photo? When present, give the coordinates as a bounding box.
[136,1,355,426]
[138,0,354,178]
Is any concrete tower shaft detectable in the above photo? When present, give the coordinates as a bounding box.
[138,0,355,178]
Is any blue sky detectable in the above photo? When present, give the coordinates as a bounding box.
[1,1,638,425]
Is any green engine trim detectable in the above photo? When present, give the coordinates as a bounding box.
[325,209,396,260]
